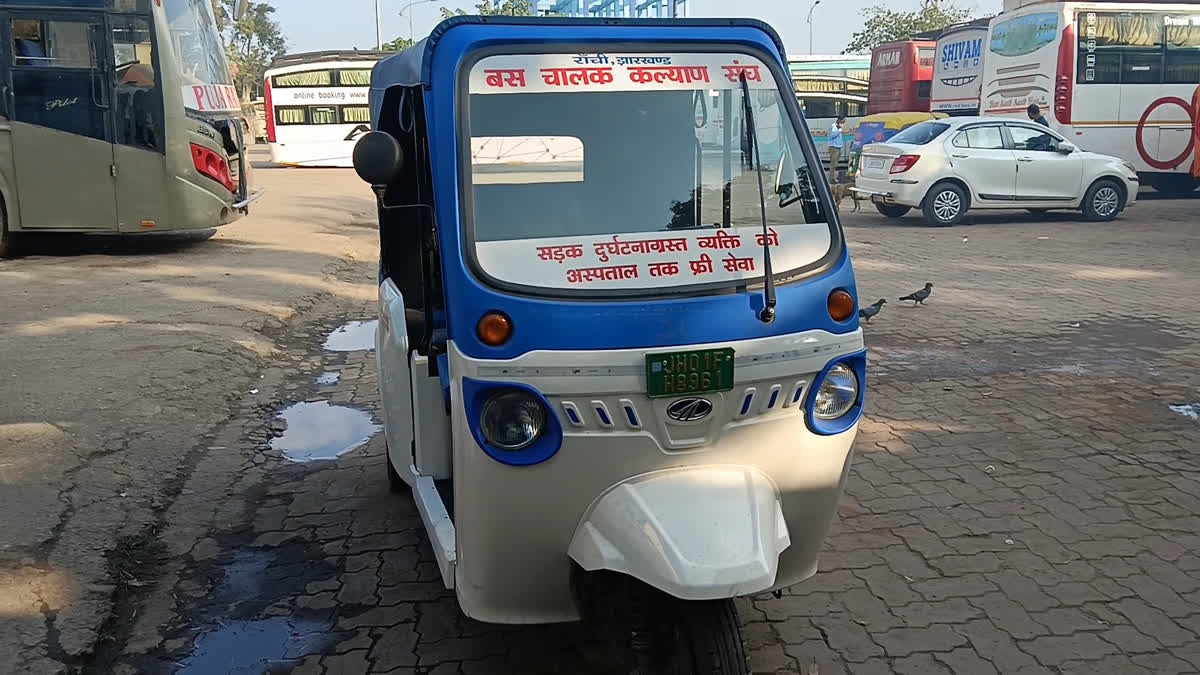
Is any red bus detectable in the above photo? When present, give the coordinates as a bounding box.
[866,40,937,113]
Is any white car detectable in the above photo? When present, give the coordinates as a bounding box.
[851,116,1140,226]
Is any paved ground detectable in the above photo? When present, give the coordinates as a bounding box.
[3,154,1199,673]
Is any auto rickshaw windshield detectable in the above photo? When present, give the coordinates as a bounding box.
[463,50,837,295]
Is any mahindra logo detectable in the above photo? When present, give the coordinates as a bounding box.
[666,397,713,423]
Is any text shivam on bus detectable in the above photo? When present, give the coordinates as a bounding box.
[264,50,390,168]
[980,0,1200,193]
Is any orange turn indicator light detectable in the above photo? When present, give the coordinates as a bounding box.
[477,312,513,346]
[828,289,855,322]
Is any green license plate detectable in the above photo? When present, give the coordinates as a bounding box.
[645,348,735,399]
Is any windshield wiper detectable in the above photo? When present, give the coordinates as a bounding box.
[739,73,776,324]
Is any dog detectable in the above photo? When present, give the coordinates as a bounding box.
[830,177,865,213]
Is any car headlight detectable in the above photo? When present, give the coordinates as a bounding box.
[1121,161,1137,174]
[814,363,859,419]
[480,390,547,451]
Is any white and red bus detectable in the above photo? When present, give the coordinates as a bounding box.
[981,0,1200,193]
[263,51,389,167]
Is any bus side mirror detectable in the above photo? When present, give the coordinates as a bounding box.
[354,131,405,195]
[234,0,249,21]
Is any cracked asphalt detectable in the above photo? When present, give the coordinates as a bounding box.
[2,150,1199,674]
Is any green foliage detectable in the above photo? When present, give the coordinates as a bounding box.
[211,0,287,99]
[844,0,974,54]
[382,36,416,51]
[440,0,534,19]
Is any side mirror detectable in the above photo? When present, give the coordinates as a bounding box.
[234,0,249,21]
[1056,140,1077,154]
[353,131,405,192]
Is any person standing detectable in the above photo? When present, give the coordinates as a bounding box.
[1027,104,1050,127]
[828,115,846,183]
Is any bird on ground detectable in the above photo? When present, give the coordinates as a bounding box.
[859,299,886,323]
[900,282,934,305]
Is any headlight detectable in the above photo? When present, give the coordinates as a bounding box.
[480,390,546,451]
[1121,161,1137,174]
[814,363,858,419]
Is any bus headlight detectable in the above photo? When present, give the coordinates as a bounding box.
[814,363,858,420]
[480,390,547,451]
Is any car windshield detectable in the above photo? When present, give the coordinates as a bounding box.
[889,121,950,145]
[163,0,234,89]
[464,51,834,294]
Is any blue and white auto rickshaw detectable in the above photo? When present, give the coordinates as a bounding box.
[353,16,865,672]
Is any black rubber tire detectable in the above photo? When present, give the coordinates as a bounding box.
[1081,179,1124,222]
[633,598,747,675]
[874,203,910,218]
[922,182,968,226]
[1148,174,1199,195]
[385,442,404,493]
[0,208,15,259]
[1025,208,1049,214]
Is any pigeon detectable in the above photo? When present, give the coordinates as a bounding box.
[900,282,933,305]
[859,298,886,323]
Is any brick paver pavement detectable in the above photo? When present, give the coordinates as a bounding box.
[109,196,1200,674]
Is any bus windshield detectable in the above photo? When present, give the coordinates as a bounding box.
[464,52,834,294]
[165,0,233,87]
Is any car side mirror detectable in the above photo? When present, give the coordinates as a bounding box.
[1056,140,1077,154]
[353,131,405,198]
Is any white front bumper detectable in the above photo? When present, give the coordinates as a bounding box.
[568,466,790,600]
[852,175,930,208]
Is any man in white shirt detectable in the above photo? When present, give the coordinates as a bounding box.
[828,116,846,183]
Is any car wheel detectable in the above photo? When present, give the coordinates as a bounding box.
[922,182,968,226]
[1082,179,1123,222]
[874,203,910,218]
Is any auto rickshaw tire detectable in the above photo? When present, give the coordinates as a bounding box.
[385,442,404,493]
[669,599,749,675]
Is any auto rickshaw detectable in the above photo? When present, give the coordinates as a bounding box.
[353,16,865,672]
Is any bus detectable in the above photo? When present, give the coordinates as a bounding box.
[867,39,937,113]
[788,55,870,172]
[264,51,390,167]
[931,20,990,115]
[981,0,1200,194]
[0,0,257,257]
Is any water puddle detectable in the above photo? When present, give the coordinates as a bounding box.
[322,320,377,352]
[1169,404,1200,422]
[315,371,340,386]
[269,401,380,463]
[175,616,337,675]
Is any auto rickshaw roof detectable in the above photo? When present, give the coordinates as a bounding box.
[370,15,789,90]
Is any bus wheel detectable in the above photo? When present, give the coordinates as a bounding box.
[874,203,910,219]
[0,212,17,259]
[1082,179,1123,222]
[1148,174,1199,195]
[922,182,968,226]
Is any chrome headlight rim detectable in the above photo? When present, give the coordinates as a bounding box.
[479,389,547,451]
[814,362,859,420]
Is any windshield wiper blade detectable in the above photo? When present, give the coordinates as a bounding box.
[739,73,776,324]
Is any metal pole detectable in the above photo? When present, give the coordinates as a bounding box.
[807,0,821,55]
[376,0,383,49]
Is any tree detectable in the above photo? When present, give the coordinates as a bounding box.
[382,36,415,51]
[440,0,534,19]
[211,0,287,100]
[844,0,973,54]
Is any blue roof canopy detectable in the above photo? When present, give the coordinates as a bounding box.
[370,15,788,111]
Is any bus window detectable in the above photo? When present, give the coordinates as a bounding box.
[310,106,338,124]
[338,69,372,86]
[10,18,106,141]
[112,17,163,152]
[916,80,931,100]
[276,106,307,124]
[801,97,838,118]
[845,100,866,117]
[1165,14,1200,83]
[342,106,371,123]
[12,19,92,68]
[273,70,332,87]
